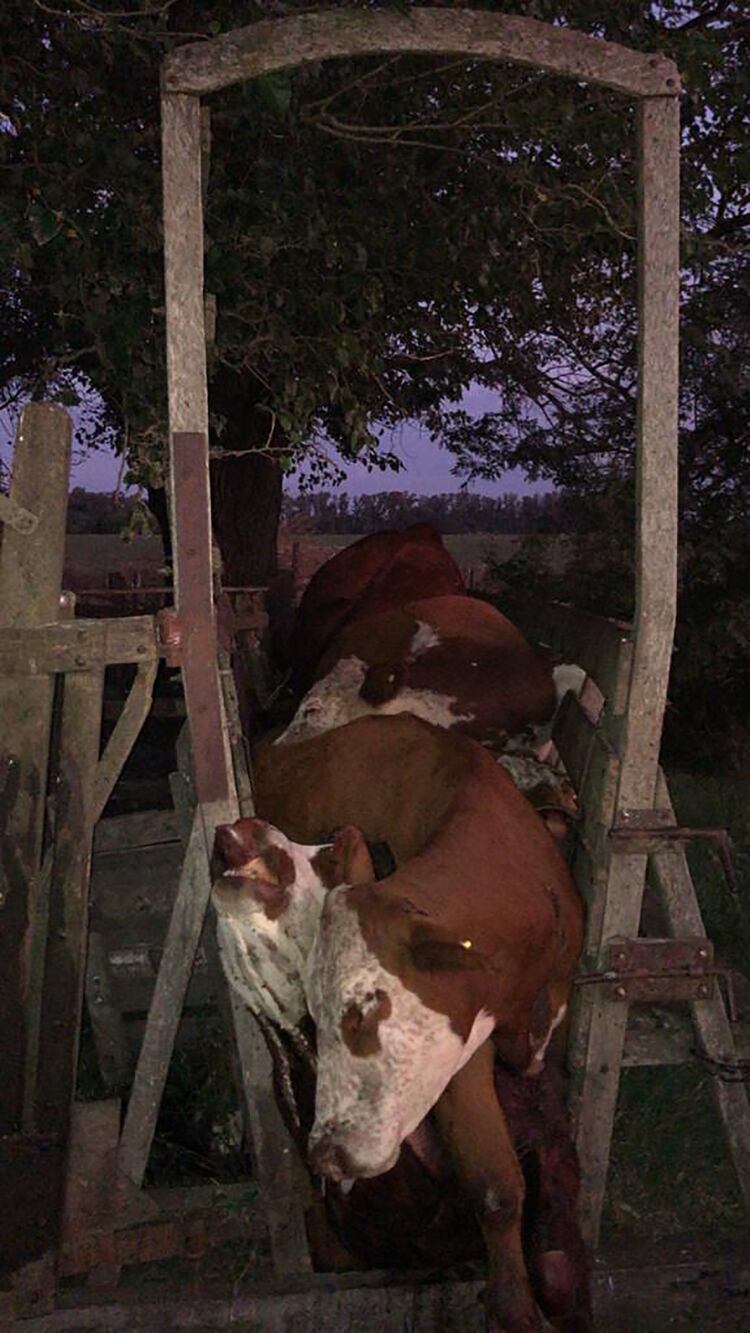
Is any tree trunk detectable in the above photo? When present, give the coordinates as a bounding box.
[209,367,283,588]
[146,369,284,587]
[210,449,282,588]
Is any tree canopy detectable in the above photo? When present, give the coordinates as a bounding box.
[1,2,747,525]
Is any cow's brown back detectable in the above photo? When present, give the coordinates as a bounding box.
[288,525,464,684]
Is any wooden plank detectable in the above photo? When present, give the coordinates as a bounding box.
[553,691,620,890]
[33,669,105,1133]
[94,809,180,854]
[85,933,133,1092]
[0,403,71,1137]
[616,97,680,813]
[117,809,216,1186]
[61,1100,122,1279]
[649,769,750,1216]
[0,615,159,676]
[163,9,679,99]
[161,93,208,472]
[19,1259,750,1333]
[623,1008,750,1068]
[92,658,157,823]
[203,925,313,1276]
[508,597,633,713]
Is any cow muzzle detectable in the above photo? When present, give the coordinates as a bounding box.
[308,1129,400,1181]
[308,1133,355,1183]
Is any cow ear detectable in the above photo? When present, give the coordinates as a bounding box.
[359,662,407,705]
[314,826,375,888]
[409,925,488,973]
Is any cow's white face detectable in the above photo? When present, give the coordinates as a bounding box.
[275,644,470,747]
[304,887,494,1180]
[212,818,329,1031]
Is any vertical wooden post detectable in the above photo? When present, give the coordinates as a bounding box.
[161,90,236,830]
[573,94,680,1249]
[0,403,71,1134]
[620,95,680,808]
[0,403,72,1310]
[34,669,105,1132]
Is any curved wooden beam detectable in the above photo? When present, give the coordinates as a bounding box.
[163,8,679,99]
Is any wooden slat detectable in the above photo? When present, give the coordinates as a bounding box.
[92,659,157,823]
[623,1008,750,1068]
[117,809,215,1186]
[509,598,633,713]
[94,809,180,854]
[616,97,680,813]
[649,769,750,1215]
[161,92,208,457]
[85,933,133,1092]
[0,616,159,676]
[163,9,679,98]
[0,404,72,1136]
[34,669,105,1131]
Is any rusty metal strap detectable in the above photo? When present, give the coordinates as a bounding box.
[692,1050,750,1084]
[171,432,229,806]
[610,816,740,900]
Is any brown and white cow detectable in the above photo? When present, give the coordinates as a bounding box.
[249,714,586,1332]
[276,593,557,749]
[287,523,465,688]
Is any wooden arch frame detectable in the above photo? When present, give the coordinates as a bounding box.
[159,11,681,1247]
[160,6,680,836]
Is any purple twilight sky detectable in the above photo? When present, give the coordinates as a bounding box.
[1,383,549,497]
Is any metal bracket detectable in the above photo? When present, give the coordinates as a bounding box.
[610,812,740,899]
[157,606,182,667]
[575,936,728,1006]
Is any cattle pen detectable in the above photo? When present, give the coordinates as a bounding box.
[2,8,750,1331]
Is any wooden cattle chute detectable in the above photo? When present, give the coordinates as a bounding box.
[2,7,749,1327]
[155,4,750,1256]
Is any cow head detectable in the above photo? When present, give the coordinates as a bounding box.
[211,819,375,1033]
[211,816,332,1030]
[304,844,495,1182]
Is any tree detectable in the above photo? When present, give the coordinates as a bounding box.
[1,1,747,584]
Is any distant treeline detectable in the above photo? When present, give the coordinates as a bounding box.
[281,490,569,535]
[66,487,156,535]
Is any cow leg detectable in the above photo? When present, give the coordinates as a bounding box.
[434,1040,544,1333]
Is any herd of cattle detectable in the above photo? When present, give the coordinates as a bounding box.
[211,523,593,1333]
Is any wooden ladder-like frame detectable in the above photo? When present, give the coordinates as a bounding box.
[512,599,750,1248]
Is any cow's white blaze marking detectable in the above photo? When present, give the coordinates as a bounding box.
[526,1002,567,1077]
[305,887,495,1179]
[212,828,329,1031]
[275,653,471,745]
[409,620,441,656]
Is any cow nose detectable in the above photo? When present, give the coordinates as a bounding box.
[308,1133,351,1182]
